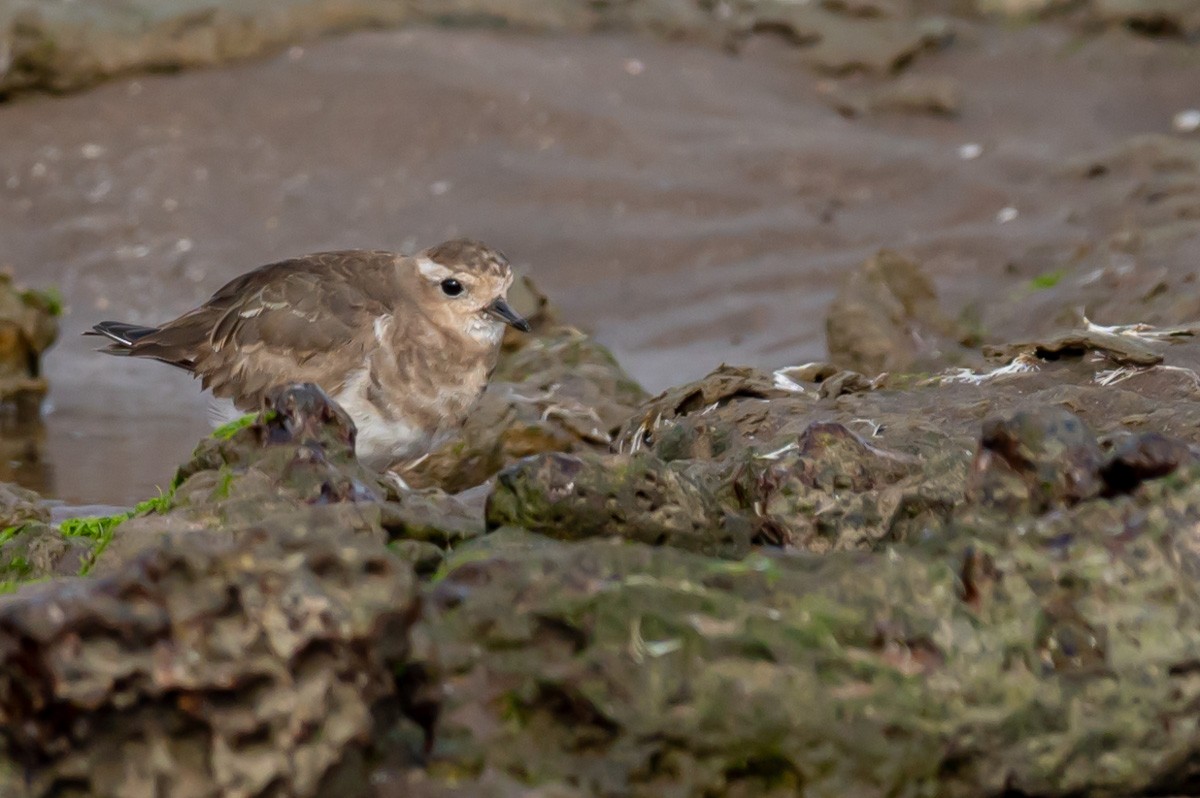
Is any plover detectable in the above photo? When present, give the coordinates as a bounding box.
[88,238,530,469]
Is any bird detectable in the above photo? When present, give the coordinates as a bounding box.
[87,238,531,470]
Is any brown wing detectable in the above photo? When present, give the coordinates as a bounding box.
[129,251,400,407]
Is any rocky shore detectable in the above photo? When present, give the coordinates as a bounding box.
[6,234,1200,794]
[2,0,1200,793]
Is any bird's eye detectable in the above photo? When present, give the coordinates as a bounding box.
[440,278,464,297]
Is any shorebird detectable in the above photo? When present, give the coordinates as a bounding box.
[88,238,530,470]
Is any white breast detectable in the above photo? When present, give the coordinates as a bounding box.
[332,369,430,469]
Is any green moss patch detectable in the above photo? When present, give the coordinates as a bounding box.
[211,412,259,441]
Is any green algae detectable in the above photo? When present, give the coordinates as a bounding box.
[1029,268,1067,290]
[0,525,21,547]
[18,286,63,317]
[211,411,261,440]
[0,486,177,584]
[60,513,128,574]
[58,487,174,574]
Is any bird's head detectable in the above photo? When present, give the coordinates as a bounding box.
[410,238,530,345]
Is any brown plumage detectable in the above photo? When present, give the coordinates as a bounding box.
[88,239,530,469]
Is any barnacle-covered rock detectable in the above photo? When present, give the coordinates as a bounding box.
[486,451,752,559]
[724,421,941,550]
[967,407,1106,513]
[0,519,418,797]
[0,522,91,586]
[397,483,1200,797]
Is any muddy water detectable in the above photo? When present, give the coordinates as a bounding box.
[1,24,1198,505]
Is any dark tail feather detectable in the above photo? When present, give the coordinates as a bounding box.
[86,321,161,354]
[86,320,196,371]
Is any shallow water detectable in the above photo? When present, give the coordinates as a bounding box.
[2,24,1198,505]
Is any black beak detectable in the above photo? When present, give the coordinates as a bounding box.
[486,298,531,332]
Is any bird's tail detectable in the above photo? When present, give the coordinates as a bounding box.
[85,321,161,355]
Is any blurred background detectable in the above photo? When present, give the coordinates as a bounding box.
[0,0,1197,507]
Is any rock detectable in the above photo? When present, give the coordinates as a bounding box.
[778,421,922,492]
[1067,133,1200,180]
[96,382,500,579]
[92,383,396,573]
[982,326,1171,367]
[402,490,1200,796]
[0,273,58,417]
[9,302,1200,798]
[966,407,1105,513]
[971,0,1200,30]
[1034,592,1109,675]
[519,358,976,555]
[732,1,952,74]
[0,480,47,528]
[1092,0,1200,37]
[0,0,412,97]
[817,368,885,398]
[170,382,388,513]
[725,421,934,550]
[610,366,972,553]
[615,364,795,461]
[826,74,962,118]
[14,203,1200,795]
[381,488,485,548]
[825,250,973,377]
[486,451,753,559]
[0,519,418,798]
[0,522,91,585]
[1099,431,1197,496]
[616,334,1200,554]
[975,0,1073,15]
[0,484,83,589]
[381,488,486,575]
